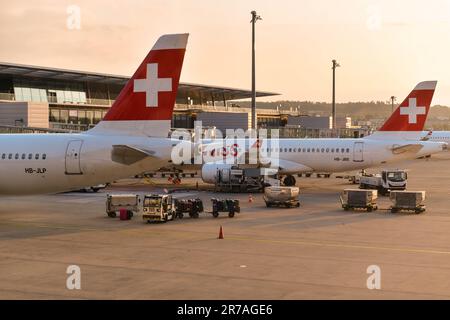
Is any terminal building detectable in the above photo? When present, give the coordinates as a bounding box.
[0,62,363,137]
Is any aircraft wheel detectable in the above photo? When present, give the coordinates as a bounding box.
[283,175,296,186]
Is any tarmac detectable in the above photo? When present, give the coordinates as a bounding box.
[1,154,450,299]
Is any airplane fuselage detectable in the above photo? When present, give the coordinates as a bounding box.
[202,136,445,174]
[0,133,175,195]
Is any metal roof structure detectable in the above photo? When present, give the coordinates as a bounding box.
[0,62,279,100]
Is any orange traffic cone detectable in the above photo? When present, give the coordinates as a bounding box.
[248,194,253,203]
[218,226,224,239]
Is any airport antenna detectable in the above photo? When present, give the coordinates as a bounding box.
[332,59,340,131]
[251,11,262,130]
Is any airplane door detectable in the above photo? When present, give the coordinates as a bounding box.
[353,142,364,162]
[65,140,83,174]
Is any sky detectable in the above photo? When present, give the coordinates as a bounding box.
[1,0,450,105]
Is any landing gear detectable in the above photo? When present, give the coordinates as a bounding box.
[283,175,296,186]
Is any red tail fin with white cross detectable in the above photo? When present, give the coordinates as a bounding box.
[379,81,437,132]
[89,33,188,137]
[367,81,437,140]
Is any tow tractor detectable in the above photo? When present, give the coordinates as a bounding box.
[359,169,407,196]
[142,194,175,223]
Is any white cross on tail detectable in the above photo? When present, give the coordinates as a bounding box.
[134,63,172,107]
[399,98,426,124]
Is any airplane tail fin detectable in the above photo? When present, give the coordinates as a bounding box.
[369,81,437,140]
[88,33,189,137]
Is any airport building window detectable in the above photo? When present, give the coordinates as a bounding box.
[50,109,60,122]
[78,111,87,124]
[60,110,69,123]
[68,110,78,123]
[93,111,103,124]
[14,86,48,103]
[86,111,94,124]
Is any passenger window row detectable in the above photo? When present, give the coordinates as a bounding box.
[1,153,47,160]
[266,147,351,153]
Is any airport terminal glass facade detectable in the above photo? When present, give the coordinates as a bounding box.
[0,63,279,130]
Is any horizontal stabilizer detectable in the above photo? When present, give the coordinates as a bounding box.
[391,144,423,154]
[111,145,157,165]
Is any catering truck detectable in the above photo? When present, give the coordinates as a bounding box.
[359,170,407,196]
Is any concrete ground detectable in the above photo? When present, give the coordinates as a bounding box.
[1,154,450,299]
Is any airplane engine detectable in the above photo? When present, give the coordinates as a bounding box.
[201,163,234,184]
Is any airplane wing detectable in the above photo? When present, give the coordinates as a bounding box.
[111,145,157,165]
[391,144,424,154]
[261,158,313,174]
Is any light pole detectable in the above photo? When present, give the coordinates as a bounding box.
[332,59,340,130]
[251,10,262,130]
[390,96,396,113]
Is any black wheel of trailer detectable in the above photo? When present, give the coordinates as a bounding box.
[107,212,116,218]
[296,202,300,208]
[192,212,199,219]
[228,211,235,218]
[127,211,133,219]
[266,202,272,208]
[212,211,219,218]
[177,212,184,219]
[367,207,373,212]
[391,208,398,213]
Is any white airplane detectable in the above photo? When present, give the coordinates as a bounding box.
[199,81,447,186]
[0,33,190,195]
[421,130,450,145]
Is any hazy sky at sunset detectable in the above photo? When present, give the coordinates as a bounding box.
[1,0,450,105]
